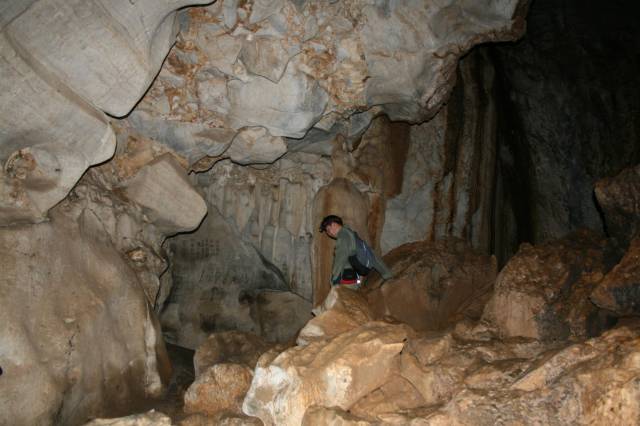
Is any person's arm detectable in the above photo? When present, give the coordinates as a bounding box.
[331,230,351,283]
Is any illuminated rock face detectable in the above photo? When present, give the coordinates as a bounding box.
[0,0,210,225]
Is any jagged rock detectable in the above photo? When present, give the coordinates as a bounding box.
[84,410,172,426]
[417,321,640,425]
[226,127,287,165]
[482,230,619,342]
[184,363,253,416]
[348,376,426,421]
[0,211,170,426]
[250,290,313,343]
[227,65,329,138]
[591,236,640,316]
[194,331,273,376]
[365,239,496,332]
[0,0,209,224]
[297,286,373,345]
[179,412,263,426]
[302,406,372,426]
[120,154,207,234]
[595,164,640,247]
[242,321,409,426]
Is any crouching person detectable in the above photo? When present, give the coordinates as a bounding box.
[319,214,393,290]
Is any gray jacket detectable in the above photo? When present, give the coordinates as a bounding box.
[330,226,393,282]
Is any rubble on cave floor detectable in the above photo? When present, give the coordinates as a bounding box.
[91,231,640,426]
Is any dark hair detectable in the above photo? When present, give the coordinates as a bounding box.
[319,215,343,232]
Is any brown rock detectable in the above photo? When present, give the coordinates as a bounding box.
[366,239,497,332]
[179,413,263,426]
[194,331,273,376]
[482,229,618,342]
[242,321,409,426]
[302,406,373,426]
[83,410,172,426]
[595,164,640,247]
[184,363,253,417]
[297,286,374,345]
[591,236,640,315]
[349,376,426,421]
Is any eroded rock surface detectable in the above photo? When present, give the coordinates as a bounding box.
[184,363,253,416]
[366,239,497,332]
[591,236,640,316]
[483,230,619,342]
[194,331,273,376]
[0,211,171,426]
[595,164,640,247]
[0,0,209,224]
[242,321,409,426]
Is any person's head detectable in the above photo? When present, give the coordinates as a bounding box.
[319,215,343,239]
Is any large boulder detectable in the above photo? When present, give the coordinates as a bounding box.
[595,164,640,247]
[184,363,253,417]
[366,239,497,332]
[591,236,640,316]
[482,230,619,342]
[194,331,273,376]
[242,321,409,426]
[297,286,374,345]
[0,213,171,426]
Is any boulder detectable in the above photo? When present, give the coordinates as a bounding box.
[226,127,287,165]
[297,286,374,345]
[120,154,207,234]
[194,331,272,376]
[0,213,170,426]
[595,163,640,247]
[302,406,373,426]
[348,376,426,421]
[366,239,497,332]
[184,363,253,416]
[84,410,172,426]
[242,321,409,426]
[591,236,640,315]
[179,413,263,426]
[420,320,640,425]
[482,230,619,342]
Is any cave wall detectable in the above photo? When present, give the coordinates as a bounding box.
[491,0,640,258]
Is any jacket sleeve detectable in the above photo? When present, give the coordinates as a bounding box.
[331,230,352,282]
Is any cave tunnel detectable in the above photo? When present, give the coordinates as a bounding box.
[1,0,640,424]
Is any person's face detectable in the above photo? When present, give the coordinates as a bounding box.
[325,222,341,239]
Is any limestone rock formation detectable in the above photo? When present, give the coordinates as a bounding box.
[0,211,171,426]
[184,363,253,416]
[595,164,640,247]
[591,236,640,316]
[131,0,526,164]
[490,0,640,250]
[381,49,499,256]
[179,413,263,426]
[242,321,409,426]
[194,331,273,376]
[483,230,619,342]
[0,0,209,224]
[159,200,312,348]
[366,239,497,332]
[297,286,374,345]
[84,410,172,426]
[0,129,206,425]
